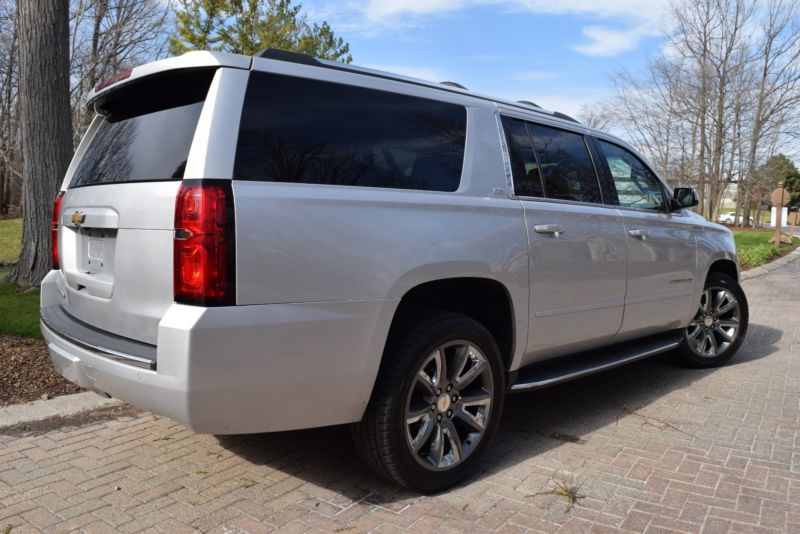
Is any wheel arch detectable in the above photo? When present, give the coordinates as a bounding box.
[385,277,517,373]
[683,254,740,329]
[706,256,739,283]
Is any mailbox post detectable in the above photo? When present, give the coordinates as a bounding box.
[770,181,790,251]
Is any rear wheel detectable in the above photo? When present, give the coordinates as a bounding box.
[677,272,748,367]
[352,312,505,493]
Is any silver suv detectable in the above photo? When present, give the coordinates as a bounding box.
[41,50,749,492]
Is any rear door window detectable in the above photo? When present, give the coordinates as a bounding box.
[501,116,544,197]
[70,69,215,188]
[234,72,467,192]
[527,124,603,204]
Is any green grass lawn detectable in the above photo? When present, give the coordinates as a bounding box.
[0,282,41,338]
[0,218,22,264]
[733,229,800,270]
[0,218,41,338]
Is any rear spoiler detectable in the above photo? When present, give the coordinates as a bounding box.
[86,51,252,109]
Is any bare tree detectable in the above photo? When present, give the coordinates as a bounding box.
[611,61,682,186]
[739,0,800,226]
[605,0,800,222]
[69,0,172,141]
[0,0,21,216]
[577,103,614,131]
[10,0,73,286]
[667,0,753,220]
[0,0,172,220]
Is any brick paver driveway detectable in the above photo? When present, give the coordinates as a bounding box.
[2,255,799,533]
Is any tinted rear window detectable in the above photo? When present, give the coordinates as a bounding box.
[70,69,214,188]
[527,124,602,204]
[501,116,544,197]
[70,103,202,188]
[234,72,467,191]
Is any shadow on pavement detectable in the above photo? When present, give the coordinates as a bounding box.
[215,322,782,504]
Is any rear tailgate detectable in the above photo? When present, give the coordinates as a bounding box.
[52,67,218,346]
[58,182,181,344]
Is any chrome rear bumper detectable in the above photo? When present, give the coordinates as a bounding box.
[40,304,156,370]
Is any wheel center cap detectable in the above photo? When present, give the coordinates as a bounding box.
[704,316,714,327]
[436,394,451,412]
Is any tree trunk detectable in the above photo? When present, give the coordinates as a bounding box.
[0,6,18,218]
[741,188,751,227]
[0,168,5,216]
[10,0,72,287]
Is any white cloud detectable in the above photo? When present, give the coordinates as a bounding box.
[354,0,671,56]
[573,25,653,57]
[506,0,668,22]
[359,0,669,22]
[363,0,471,20]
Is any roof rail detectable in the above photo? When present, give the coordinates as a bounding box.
[440,81,468,90]
[517,100,541,108]
[553,111,581,124]
[255,48,321,66]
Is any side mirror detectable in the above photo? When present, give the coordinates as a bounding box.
[671,187,699,211]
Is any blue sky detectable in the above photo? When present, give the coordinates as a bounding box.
[304,0,673,117]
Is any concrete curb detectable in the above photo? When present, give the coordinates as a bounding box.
[0,391,122,429]
[740,246,800,282]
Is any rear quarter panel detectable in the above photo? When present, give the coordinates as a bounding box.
[234,183,528,304]
[233,102,530,370]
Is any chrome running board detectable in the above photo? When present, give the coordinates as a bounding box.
[509,331,681,392]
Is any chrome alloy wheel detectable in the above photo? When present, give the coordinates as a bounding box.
[685,287,741,358]
[404,341,495,471]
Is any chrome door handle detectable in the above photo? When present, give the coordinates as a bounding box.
[534,224,565,236]
[628,229,649,239]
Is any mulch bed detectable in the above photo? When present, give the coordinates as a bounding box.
[0,335,81,406]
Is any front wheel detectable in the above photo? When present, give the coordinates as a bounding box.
[677,272,748,367]
[352,312,505,493]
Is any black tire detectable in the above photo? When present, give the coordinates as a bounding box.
[352,312,505,493]
[676,272,748,368]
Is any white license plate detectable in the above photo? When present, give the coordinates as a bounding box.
[88,237,105,262]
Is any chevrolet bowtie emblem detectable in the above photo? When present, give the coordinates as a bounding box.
[71,211,86,225]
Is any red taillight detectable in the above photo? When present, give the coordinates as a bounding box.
[52,191,64,270]
[174,180,235,306]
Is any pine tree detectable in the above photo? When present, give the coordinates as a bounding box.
[169,0,228,55]
[169,0,351,62]
[759,154,800,210]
